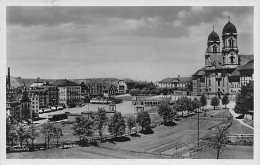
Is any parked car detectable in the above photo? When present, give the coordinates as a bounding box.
[39,109,44,114]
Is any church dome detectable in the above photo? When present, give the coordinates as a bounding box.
[208,31,220,42]
[222,21,237,35]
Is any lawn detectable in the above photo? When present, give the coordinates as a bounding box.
[7,108,253,159]
[191,145,253,159]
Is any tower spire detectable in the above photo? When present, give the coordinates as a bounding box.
[213,24,214,31]
[228,12,230,22]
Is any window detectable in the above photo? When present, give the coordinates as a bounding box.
[217,79,221,86]
[223,56,225,64]
[213,45,218,53]
[230,56,235,64]
[228,38,234,48]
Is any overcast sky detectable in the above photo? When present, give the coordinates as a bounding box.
[6,6,253,81]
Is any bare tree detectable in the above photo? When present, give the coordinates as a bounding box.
[207,120,232,159]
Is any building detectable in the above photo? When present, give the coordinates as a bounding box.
[28,78,59,108]
[29,80,49,109]
[29,93,40,119]
[20,88,32,122]
[52,79,81,106]
[118,80,128,94]
[158,76,192,95]
[103,84,118,97]
[192,18,253,98]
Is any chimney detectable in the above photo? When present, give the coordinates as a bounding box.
[8,67,11,90]
[178,75,180,78]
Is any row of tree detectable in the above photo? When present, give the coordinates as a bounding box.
[126,81,156,92]
[6,118,63,149]
[72,108,152,144]
[158,94,230,124]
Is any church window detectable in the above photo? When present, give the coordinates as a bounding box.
[230,56,235,64]
[228,38,234,48]
[223,56,225,64]
[213,45,218,53]
[217,79,221,86]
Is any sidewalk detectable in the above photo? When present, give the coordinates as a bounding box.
[227,101,253,130]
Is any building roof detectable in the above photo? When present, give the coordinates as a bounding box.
[239,55,254,66]
[222,21,237,35]
[159,77,192,83]
[209,54,223,69]
[179,77,193,82]
[208,31,220,42]
[239,59,254,71]
[21,90,31,102]
[52,79,79,87]
[230,65,243,77]
[192,67,205,76]
[30,82,44,88]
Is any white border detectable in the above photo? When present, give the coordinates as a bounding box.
[0,1,259,165]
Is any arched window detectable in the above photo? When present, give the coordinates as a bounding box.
[228,38,234,48]
[212,45,218,53]
[223,56,225,64]
[230,56,235,64]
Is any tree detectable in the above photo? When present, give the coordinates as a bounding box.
[140,89,147,95]
[192,97,202,112]
[53,127,63,146]
[126,116,136,134]
[235,81,254,116]
[129,88,140,96]
[108,112,126,138]
[27,124,40,150]
[72,116,95,145]
[150,89,157,95]
[175,97,190,117]
[158,102,176,124]
[200,94,207,110]
[221,94,230,109]
[211,96,220,110]
[16,123,26,146]
[41,122,55,148]
[6,120,18,147]
[94,108,108,141]
[136,111,151,131]
[207,122,231,159]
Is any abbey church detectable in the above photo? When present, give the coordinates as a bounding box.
[192,18,254,99]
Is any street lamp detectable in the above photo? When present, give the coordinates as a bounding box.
[197,107,200,148]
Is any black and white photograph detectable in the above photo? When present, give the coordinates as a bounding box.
[1,0,259,163]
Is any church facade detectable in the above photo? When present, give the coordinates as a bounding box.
[192,19,254,99]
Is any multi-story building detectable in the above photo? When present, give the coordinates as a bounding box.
[29,93,39,119]
[53,79,81,106]
[158,76,192,95]
[118,80,127,94]
[28,79,59,108]
[29,81,49,109]
[192,18,254,98]
[79,79,119,97]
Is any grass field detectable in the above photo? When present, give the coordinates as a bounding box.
[7,108,253,159]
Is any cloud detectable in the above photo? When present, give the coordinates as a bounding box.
[6,6,254,81]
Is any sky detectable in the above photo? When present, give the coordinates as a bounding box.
[6,6,254,82]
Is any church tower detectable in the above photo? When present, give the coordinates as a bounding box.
[222,18,239,68]
[205,27,221,68]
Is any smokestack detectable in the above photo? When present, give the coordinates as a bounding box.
[8,67,11,90]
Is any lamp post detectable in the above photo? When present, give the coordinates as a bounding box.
[197,107,200,148]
